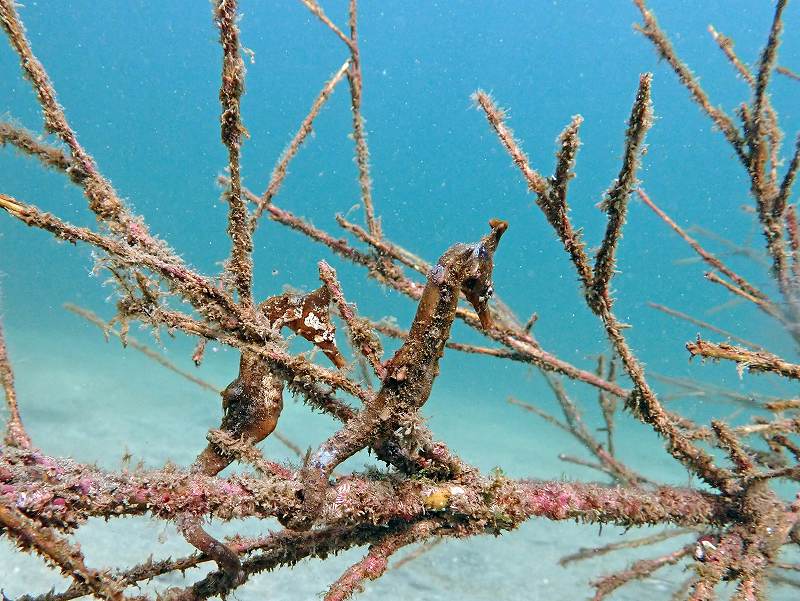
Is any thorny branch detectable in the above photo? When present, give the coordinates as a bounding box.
[214,0,254,309]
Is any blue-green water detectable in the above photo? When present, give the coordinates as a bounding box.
[1,1,799,599]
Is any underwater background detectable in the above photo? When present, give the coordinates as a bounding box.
[1,1,799,598]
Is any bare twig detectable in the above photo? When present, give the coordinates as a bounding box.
[591,544,692,600]
[64,304,220,394]
[251,59,350,229]
[648,301,767,351]
[777,65,800,82]
[560,528,692,566]
[389,537,444,572]
[638,189,769,302]
[296,0,353,49]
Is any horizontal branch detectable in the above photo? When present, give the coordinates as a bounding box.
[1,446,734,533]
[559,527,692,566]
[687,338,800,380]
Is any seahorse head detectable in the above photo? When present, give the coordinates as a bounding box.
[431,218,507,330]
[461,218,507,329]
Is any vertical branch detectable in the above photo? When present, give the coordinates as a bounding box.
[0,320,30,448]
[473,92,593,288]
[750,0,787,170]
[550,115,583,208]
[786,202,800,283]
[592,73,653,310]
[318,261,386,380]
[776,135,800,226]
[347,0,380,239]
[748,0,790,291]
[597,355,617,457]
[708,21,783,191]
[549,115,594,289]
[214,0,253,309]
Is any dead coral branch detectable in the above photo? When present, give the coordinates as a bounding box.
[687,338,800,380]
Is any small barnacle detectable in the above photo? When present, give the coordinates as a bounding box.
[694,536,717,562]
[422,487,451,511]
[391,365,409,381]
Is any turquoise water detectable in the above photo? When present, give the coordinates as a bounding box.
[1,1,799,599]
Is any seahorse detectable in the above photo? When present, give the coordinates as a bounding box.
[288,218,508,530]
[187,281,345,579]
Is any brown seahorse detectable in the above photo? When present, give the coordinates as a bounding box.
[288,218,508,530]
[187,281,345,580]
[193,281,346,476]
